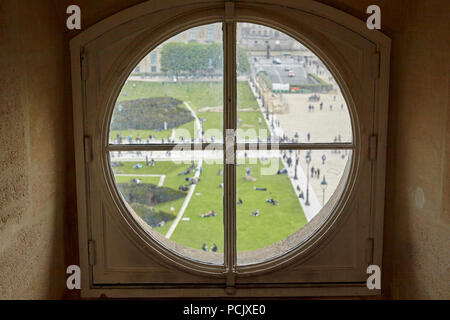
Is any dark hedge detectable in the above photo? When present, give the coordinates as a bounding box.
[118,182,186,207]
[130,202,176,227]
[111,97,194,131]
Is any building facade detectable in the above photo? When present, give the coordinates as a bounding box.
[133,23,223,74]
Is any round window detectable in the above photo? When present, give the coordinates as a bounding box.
[108,22,354,267]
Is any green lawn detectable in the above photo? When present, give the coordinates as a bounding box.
[112,160,196,234]
[112,158,306,253]
[109,80,303,253]
[170,163,225,251]
[236,159,307,252]
[111,81,269,142]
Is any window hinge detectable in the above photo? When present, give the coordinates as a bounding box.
[369,134,378,161]
[81,51,89,81]
[84,135,93,163]
[88,240,96,266]
[366,238,374,266]
[371,51,380,80]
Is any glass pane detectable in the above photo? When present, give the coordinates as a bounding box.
[110,149,224,265]
[236,148,352,265]
[237,23,353,143]
[110,23,223,145]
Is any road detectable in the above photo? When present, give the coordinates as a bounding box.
[253,56,311,85]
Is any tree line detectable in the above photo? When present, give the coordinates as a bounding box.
[160,42,250,77]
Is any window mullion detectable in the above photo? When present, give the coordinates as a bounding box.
[223,20,237,278]
[107,143,224,152]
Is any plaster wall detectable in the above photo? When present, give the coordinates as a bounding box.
[0,0,67,299]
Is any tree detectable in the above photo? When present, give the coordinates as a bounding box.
[160,42,223,77]
[237,46,250,74]
[160,42,249,76]
[160,42,186,77]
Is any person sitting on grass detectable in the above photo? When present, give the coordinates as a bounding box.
[178,168,191,176]
[254,187,267,191]
[277,168,287,175]
[132,178,142,185]
[202,244,208,252]
[179,185,189,192]
[186,177,199,185]
[211,244,218,252]
[237,198,243,205]
[200,211,217,218]
[266,198,279,206]
[251,209,260,217]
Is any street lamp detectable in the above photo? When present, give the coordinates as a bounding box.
[305,153,311,206]
[320,175,328,206]
[294,156,299,180]
[271,108,274,128]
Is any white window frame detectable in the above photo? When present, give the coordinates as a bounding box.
[70,0,390,298]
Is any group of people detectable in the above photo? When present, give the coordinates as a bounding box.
[310,166,321,179]
[177,164,201,191]
[178,163,196,176]
[305,95,345,113]
[202,243,218,252]
[114,133,175,145]
[178,177,199,192]
[297,185,305,200]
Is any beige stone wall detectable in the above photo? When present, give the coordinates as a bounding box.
[0,0,67,299]
[385,0,450,299]
[0,0,448,299]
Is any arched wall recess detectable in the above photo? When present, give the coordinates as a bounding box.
[71,0,390,298]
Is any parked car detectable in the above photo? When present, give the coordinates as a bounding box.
[284,67,291,71]
[272,58,281,64]
[288,71,295,77]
